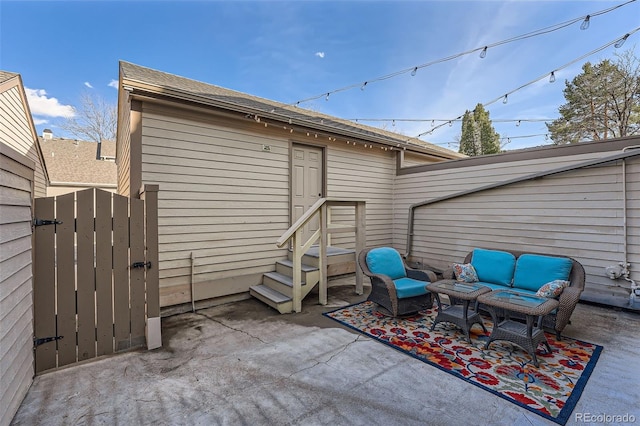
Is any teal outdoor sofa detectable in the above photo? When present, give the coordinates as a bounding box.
[359,247,436,317]
[443,248,586,339]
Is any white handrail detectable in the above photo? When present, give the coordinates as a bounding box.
[276,198,366,312]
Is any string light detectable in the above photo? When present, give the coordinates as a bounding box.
[615,34,630,48]
[480,46,488,58]
[325,93,330,101]
[549,71,556,83]
[580,15,590,30]
[412,26,640,140]
[411,67,418,76]
[283,1,634,109]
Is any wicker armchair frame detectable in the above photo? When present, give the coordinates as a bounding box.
[443,249,585,340]
[358,247,436,317]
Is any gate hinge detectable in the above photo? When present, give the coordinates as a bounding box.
[34,335,63,347]
[33,218,63,227]
[131,261,152,269]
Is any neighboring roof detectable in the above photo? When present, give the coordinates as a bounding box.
[39,138,117,186]
[119,61,464,160]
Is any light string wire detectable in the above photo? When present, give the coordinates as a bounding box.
[413,26,640,140]
[276,0,636,110]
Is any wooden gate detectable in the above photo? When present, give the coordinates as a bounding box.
[33,186,159,374]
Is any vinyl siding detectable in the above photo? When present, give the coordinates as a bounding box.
[0,147,35,426]
[139,104,402,306]
[395,150,640,308]
[140,106,290,303]
[0,85,46,197]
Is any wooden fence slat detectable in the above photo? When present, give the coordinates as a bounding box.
[113,194,130,351]
[95,190,113,356]
[129,197,145,347]
[56,192,77,367]
[76,189,96,361]
[34,197,57,373]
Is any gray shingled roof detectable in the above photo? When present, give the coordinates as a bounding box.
[120,61,463,159]
[39,138,117,186]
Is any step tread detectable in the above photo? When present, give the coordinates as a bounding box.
[264,271,306,287]
[250,284,291,304]
[304,246,356,258]
[276,259,318,272]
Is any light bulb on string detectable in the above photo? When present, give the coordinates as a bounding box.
[480,46,487,58]
[431,120,435,127]
[392,120,396,127]
[325,93,330,101]
[549,71,556,83]
[580,15,590,30]
[516,120,521,127]
[502,94,508,104]
[288,118,292,124]
[361,82,368,91]
[448,121,453,127]
[615,34,629,48]
[411,67,417,76]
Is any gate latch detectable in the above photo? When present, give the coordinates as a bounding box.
[34,335,63,347]
[132,261,152,269]
[33,218,63,227]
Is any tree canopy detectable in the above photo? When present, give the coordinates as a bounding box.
[61,92,117,143]
[458,103,501,156]
[547,49,640,144]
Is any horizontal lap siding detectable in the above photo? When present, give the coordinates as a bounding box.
[0,149,34,426]
[0,86,45,197]
[327,146,395,249]
[394,150,640,307]
[140,109,290,303]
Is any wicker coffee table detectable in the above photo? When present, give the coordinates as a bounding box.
[477,290,559,367]
[426,280,490,343]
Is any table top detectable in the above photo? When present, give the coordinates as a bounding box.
[477,290,559,316]
[427,280,491,300]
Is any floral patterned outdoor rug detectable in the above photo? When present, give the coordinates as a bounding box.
[323,301,602,425]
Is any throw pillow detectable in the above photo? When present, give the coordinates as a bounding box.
[535,280,570,298]
[453,263,479,283]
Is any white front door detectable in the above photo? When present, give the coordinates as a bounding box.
[291,144,324,243]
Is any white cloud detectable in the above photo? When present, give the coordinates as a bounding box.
[108,79,118,89]
[25,88,75,118]
[315,52,325,59]
[33,118,49,125]
[84,82,93,89]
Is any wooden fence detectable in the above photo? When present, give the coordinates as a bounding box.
[32,186,159,373]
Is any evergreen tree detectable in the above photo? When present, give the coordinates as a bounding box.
[458,104,500,156]
[547,49,640,144]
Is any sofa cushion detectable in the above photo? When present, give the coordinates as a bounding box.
[471,248,516,287]
[366,247,407,280]
[513,254,573,292]
[393,277,429,299]
[453,263,478,283]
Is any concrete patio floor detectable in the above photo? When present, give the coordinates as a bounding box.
[11,276,640,426]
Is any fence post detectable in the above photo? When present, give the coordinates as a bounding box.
[139,184,161,349]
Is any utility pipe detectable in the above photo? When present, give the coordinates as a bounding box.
[190,252,196,313]
[620,146,640,306]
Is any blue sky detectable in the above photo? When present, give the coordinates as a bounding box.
[2,0,638,151]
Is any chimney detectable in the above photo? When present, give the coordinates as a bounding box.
[96,139,102,160]
[43,129,53,139]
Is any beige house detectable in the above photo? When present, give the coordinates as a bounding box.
[0,71,47,426]
[39,134,117,196]
[116,61,464,312]
[116,61,640,313]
